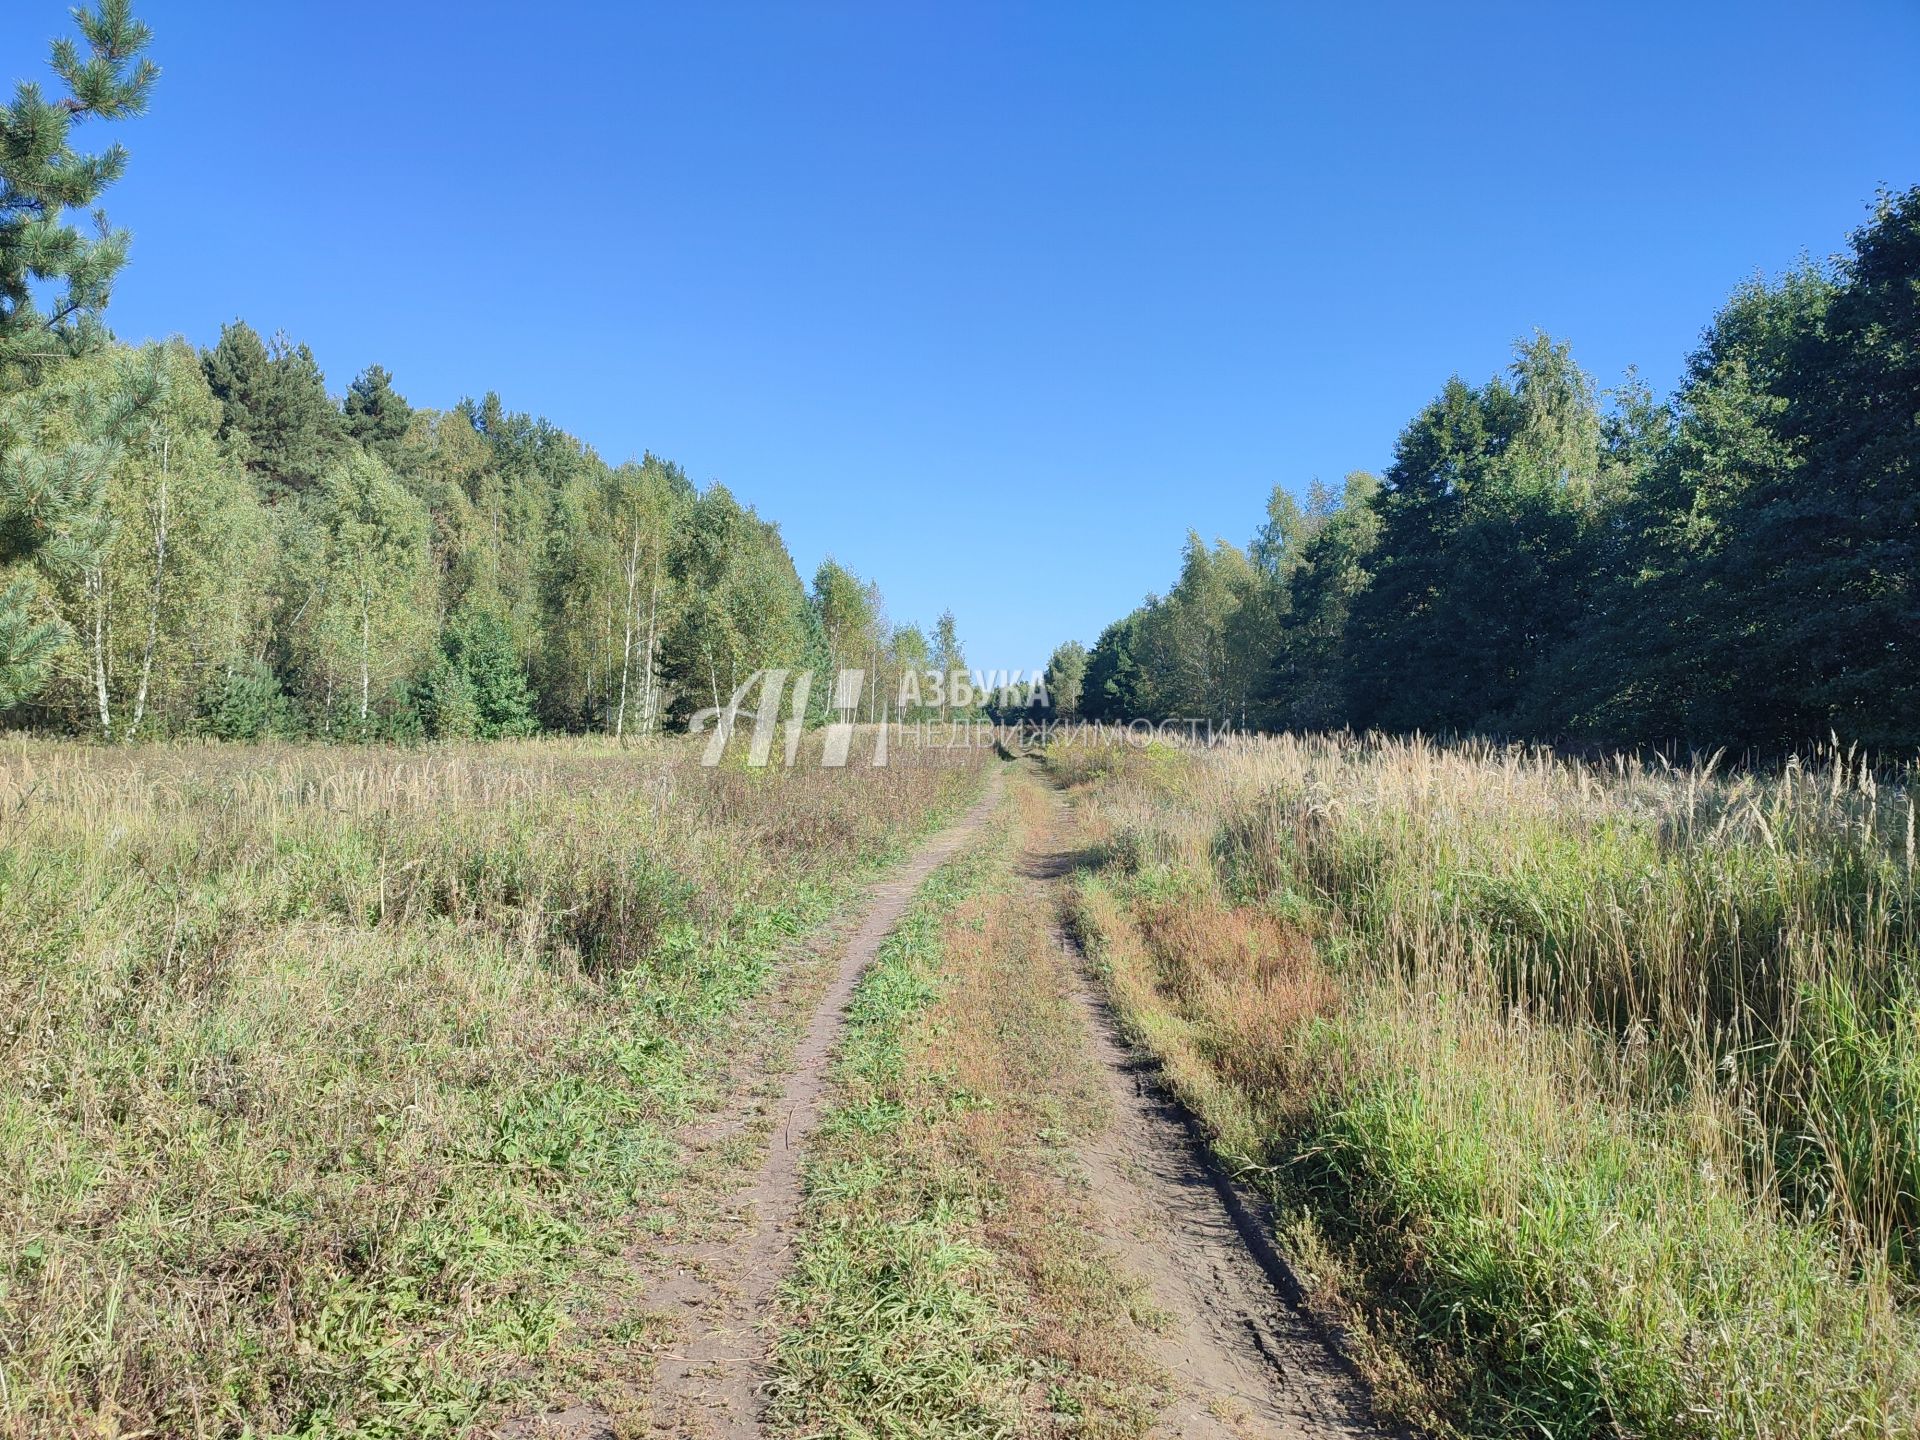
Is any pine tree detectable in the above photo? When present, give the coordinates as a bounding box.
[412,652,480,740]
[0,0,155,710]
[1346,338,1604,735]
[197,658,286,740]
[202,322,346,496]
[344,364,412,464]
[442,605,535,738]
[0,580,59,707]
[1082,612,1144,721]
[0,0,156,395]
[1265,472,1379,730]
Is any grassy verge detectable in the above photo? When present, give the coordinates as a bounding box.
[0,736,983,1439]
[771,773,1166,1438]
[1053,736,1920,1440]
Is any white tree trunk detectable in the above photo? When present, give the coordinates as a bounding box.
[615,525,640,739]
[640,548,662,734]
[128,437,169,741]
[87,568,112,740]
[358,582,372,724]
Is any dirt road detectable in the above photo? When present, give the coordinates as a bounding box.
[504,771,1005,1439]
[1029,784,1392,1439]
[509,762,1389,1438]
[638,770,1005,1437]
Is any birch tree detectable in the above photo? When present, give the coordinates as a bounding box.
[304,452,432,733]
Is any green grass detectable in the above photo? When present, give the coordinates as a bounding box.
[771,770,1168,1439]
[1211,744,1920,1267]
[1057,733,1920,1440]
[1276,995,1920,1438]
[0,736,982,1439]
[767,848,1029,1437]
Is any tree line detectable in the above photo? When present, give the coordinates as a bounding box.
[0,2,976,742]
[1061,188,1919,753]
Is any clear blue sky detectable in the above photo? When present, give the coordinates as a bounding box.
[9,1,1917,670]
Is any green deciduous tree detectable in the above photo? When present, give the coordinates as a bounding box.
[811,557,890,717]
[931,609,965,681]
[1125,534,1257,726]
[0,344,263,738]
[1044,638,1088,719]
[291,452,433,734]
[889,622,933,719]
[95,342,271,738]
[660,484,808,722]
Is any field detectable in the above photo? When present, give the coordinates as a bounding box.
[0,736,984,1438]
[2,4,1915,1436]
[1053,734,1920,1438]
[6,729,1920,1440]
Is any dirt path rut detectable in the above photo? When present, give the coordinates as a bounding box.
[639,770,1004,1438]
[1063,952,1389,1437]
[1031,788,1392,1439]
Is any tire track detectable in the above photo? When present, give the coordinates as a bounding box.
[1029,782,1394,1439]
[503,769,1004,1439]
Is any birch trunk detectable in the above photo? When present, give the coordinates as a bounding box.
[615,525,640,739]
[128,437,170,740]
[639,547,662,734]
[358,581,372,724]
[87,568,111,739]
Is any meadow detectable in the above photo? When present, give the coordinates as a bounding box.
[1053,734,1920,1439]
[0,736,983,1438]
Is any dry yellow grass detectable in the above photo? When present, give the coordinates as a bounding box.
[0,733,984,1439]
[1053,732,1920,1439]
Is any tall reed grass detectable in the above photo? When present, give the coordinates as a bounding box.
[1054,733,1920,1438]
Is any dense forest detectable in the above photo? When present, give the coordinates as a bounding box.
[0,2,969,742]
[1066,189,1920,753]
